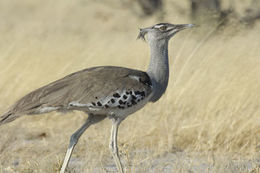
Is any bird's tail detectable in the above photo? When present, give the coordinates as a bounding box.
[0,111,17,126]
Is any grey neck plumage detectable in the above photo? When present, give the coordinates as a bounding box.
[147,39,169,102]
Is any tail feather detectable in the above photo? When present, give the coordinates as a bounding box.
[0,111,17,126]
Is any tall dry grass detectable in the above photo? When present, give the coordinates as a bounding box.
[0,0,259,172]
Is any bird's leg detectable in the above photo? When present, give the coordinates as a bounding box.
[60,114,106,173]
[60,119,92,173]
[109,117,124,173]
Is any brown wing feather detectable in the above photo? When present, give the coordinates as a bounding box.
[0,66,152,124]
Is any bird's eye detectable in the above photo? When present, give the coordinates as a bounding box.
[159,25,167,31]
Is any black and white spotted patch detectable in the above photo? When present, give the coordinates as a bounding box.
[68,89,148,111]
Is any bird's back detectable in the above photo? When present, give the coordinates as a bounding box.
[0,66,153,124]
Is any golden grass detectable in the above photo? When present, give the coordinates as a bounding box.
[0,0,259,172]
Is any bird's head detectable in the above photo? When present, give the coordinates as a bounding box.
[137,23,194,42]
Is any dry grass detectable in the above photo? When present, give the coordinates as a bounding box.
[0,0,259,172]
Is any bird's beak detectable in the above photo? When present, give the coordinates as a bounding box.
[168,24,195,37]
[174,24,195,31]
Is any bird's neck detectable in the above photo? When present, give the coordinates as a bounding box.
[147,40,169,102]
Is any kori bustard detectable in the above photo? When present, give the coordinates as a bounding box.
[0,23,194,173]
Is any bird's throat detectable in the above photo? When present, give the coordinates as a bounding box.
[147,40,169,102]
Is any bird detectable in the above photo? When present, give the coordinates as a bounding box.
[0,23,194,173]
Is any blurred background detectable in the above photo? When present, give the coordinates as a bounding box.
[0,0,259,172]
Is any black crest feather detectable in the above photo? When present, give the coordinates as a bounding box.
[137,28,147,41]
